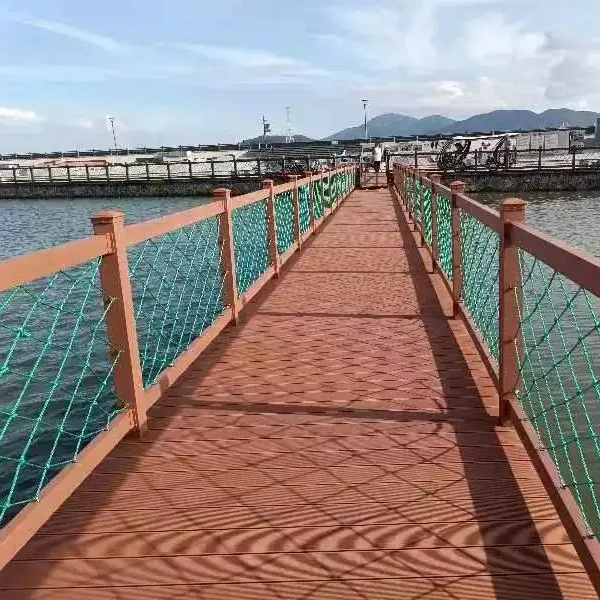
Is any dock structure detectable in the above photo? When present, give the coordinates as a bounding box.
[0,165,599,598]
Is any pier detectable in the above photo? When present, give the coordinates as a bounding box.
[1,164,600,597]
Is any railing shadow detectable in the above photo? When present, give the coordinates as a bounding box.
[390,187,564,597]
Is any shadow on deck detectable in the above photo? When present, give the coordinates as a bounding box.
[1,188,595,598]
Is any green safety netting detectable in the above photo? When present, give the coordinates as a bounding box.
[332,173,340,204]
[233,199,270,294]
[313,179,324,220]
[299,184,312,234]
[323,177,332,209]
[413,179,421,225]
[422,185,433,246]
[436,193,453,281]
[0,260,122,527]
[460,210,500,359]
[274,190,296,255]
[407,175,415,214]
[398,167,600,538]
[516,251,600,536]
[128,217,225,387]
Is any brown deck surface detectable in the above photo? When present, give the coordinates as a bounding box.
[1,188,596,598]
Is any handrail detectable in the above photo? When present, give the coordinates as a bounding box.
[0,156,357,186]
[392,163,600,594]
[510,222,600,298]
[0,164,358,570]
[388,146,600,172]
[0,235,112,293]
[124,201,225,245]
[454,191,501,232]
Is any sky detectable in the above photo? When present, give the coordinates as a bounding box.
[0,0,599,152]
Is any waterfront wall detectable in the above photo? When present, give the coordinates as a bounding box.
[0,178,262,199]
[441,168,600,193]
[5,167,600,198]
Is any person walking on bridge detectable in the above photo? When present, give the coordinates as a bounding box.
[372,143,383,185]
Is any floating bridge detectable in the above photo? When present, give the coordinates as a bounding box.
[0,165,600,598]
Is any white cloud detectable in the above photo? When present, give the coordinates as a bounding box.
[0,107,43,123]
[464,14,545,65]
[14,17,128,53]
[321,3,437,72]
[177,44,302,68]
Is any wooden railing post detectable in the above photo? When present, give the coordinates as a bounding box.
[263,179,280,278]
[213,188,239,323]
[450,181,466,317]
[91,211,147,434]
[499,197,526,424]
[430,173,441,272]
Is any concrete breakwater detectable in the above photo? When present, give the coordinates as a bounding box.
[440,168,600,193]
[0,178,262,199]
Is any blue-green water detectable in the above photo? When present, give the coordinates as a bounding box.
[475,190,600,259]
[0,196,212,261]
[0,196,214,524]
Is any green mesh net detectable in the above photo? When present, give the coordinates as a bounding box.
[422,185,433,246]
[233,199,270,294]
[274,190,295,255]
[516,252,600,535]
[323,177,332,209]
[413,179,421,225]
[460,210,500,359]
[436,193,453,281]
[128,217,225,387]
[0,260,122,527]
[331,173,340,204]
[313,179,324,220]
[299,184,311,234]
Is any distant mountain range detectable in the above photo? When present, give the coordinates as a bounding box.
[326,109,600,140]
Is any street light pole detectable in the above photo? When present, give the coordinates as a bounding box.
[108,116,118,150]
[362,99,369,141]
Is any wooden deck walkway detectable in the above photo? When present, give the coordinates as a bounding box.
[1,188,596,599]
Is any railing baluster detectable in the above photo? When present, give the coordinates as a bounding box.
[499,197,526,424]
[91,211,147,434]
[263,179,280,278]
[213,188,239,324]
[451,181,466,317]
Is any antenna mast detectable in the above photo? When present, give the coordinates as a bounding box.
[285,106,293,143]
[107,116,118,150]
